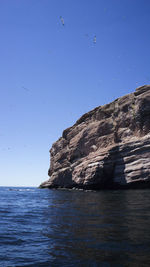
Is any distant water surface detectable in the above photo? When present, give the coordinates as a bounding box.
[0,187,150,266]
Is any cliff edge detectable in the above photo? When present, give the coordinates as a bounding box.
[40,85,150,190]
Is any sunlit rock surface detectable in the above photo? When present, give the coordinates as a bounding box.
[40,85,150,190]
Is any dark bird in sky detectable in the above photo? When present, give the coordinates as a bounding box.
[60,16,65,26]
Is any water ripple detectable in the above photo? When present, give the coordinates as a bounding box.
[0,187,150,266]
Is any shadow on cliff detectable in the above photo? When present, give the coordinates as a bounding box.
[80,145,126,191]
[96,144,150,191]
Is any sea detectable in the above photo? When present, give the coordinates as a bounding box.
[0,187,150,267]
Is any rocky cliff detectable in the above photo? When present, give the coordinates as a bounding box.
[40,85,150,190]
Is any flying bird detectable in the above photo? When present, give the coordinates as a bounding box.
[93,35,96,44]
[22,86,29,92]
[60,16,65,26]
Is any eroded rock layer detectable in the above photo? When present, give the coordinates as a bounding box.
[40,85,150,189]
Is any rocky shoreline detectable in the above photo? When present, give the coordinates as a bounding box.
[40,85,150,190]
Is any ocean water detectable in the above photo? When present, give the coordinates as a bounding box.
[0,187,150,267]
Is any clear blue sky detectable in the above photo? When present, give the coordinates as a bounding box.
[0,0,150,186]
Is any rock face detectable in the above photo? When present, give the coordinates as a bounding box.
[40,85,150,190]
